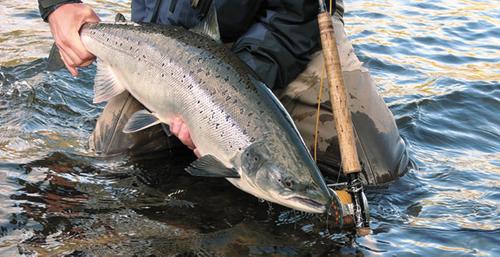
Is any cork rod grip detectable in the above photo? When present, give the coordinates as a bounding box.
[318,12,361,174]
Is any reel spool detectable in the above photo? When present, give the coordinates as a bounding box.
[328,188,370,232]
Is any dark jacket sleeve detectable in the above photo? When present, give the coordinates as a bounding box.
[38,0,82,21]
[230,0,321,89]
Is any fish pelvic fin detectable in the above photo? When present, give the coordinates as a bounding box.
[93,59,126,103]
[186,155,239,178]
[123,110,161,133]
[190,1,221,43]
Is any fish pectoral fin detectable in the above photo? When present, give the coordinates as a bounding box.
[185,155,239,178]
[93,59,126,103]
[123,110,161,133]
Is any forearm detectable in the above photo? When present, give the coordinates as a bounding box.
[38,0,82,21]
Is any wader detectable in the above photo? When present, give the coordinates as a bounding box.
[88,0,413,186]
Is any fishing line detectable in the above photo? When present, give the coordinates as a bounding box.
[313,63,326,161]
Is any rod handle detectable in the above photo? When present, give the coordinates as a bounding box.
[318,12,361,175]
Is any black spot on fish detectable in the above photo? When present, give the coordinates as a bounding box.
[161,74,164,77]
[250,137,256,142]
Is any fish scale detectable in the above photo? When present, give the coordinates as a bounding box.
[79,22,332,213]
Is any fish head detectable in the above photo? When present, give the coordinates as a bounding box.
[237,141,332,213]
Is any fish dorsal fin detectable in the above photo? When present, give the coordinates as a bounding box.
[190,2,221,42]
[123,110,161,133]
[186,155,239,178]
[93,59,125,103]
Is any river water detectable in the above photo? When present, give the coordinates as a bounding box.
[0,0,498,256]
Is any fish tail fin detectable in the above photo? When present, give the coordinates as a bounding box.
[46,43,65,71]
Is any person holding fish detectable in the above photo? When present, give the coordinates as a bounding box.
[38,0,414,188]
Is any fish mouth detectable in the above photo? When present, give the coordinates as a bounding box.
[289,196,327,213]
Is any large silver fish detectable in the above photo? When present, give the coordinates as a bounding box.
[71,17,333,213]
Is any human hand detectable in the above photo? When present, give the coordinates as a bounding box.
[48,3,100,76]
[169,117,200,157]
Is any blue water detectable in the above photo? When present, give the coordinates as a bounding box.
[1,0,499,256]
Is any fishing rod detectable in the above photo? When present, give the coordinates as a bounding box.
[316,0,371,236]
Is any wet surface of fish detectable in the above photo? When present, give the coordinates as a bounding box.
[79,22,332,213]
